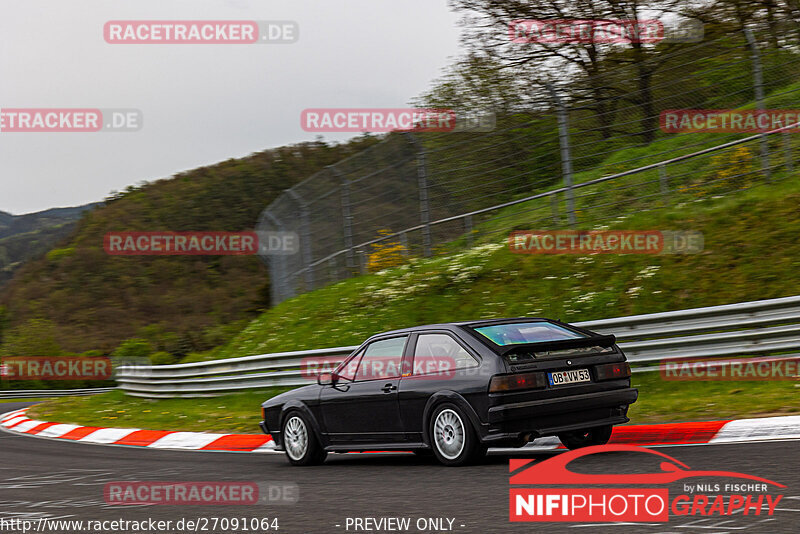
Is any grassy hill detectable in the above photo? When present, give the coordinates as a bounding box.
[214,176,800,359]
[0,137,380,358]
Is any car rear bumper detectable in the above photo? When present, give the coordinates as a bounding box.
[483,387,638,443]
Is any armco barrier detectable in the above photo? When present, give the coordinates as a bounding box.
[115,295,800,398]
[0,388,114,399]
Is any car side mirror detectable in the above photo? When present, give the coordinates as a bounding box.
[317,372,334,386]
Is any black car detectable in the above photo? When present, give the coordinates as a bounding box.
[260,318,638,466]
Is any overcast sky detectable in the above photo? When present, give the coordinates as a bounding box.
[0,1,462,214]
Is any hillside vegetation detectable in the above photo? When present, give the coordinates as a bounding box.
[0,204,99,288]
[216,175,800,359]
[0,137,379,359]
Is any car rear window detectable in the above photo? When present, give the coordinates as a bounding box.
[473,321,586,346]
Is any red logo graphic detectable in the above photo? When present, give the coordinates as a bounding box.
[509,445,784,523]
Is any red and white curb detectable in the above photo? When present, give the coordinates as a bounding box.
[2,408,799,453]
[0,408,276,453]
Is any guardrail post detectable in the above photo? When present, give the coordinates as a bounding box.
[400,231,409,256]
[464,216,474,247]
[287,189,314,290]
[744,28,771,182]
[547,83,576,227]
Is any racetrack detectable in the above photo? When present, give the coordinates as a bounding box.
[1,402,797,534]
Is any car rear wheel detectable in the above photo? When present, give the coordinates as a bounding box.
[558,424,613,450]
[282,412,327,466]
[429,403,485,466]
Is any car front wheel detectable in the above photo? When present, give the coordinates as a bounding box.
[558,424,613,450]
[282,412,327,466]
[429,403,485,466]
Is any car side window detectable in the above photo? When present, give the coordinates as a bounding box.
[335,350,363,382]
[354,336,407,382]
[412,333,479,375]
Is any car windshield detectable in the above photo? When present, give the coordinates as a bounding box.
[473,321,586,346]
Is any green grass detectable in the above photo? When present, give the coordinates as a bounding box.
[210,176,800,360]
[26,388,293,434]
[629,374,800,423]
[24,379,799,433]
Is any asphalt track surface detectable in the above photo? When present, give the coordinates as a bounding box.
[1,402,798,534]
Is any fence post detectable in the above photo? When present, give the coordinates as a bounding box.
[785,133,794,172]
[417,150,432,257]
[286,189,314,290]
[744,28,771,182]
[261,210,293,305]
[400,232,409,256]
[359,247,368,274]
[404,133,432,257]
[658,163,669,201]
[330,166,355,270]
[464,215,474,247]
[547,83,576,226]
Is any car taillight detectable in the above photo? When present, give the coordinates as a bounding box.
[595,362,631,380]
[489,372,547,392]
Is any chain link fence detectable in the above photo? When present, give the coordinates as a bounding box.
[258,29,800,305]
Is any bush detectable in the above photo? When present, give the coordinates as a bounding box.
[149,351,179,365]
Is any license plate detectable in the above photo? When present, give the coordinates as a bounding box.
[548,368,591,386]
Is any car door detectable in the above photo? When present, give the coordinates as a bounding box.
[398,331,482,442]
[320,335,408,444]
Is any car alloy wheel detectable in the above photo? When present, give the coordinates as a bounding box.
[433,408,466,460]
[284,415,309,461]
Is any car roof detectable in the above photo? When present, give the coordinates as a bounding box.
[367,317,560,339]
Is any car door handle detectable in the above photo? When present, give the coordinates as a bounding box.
[381,383,397,393]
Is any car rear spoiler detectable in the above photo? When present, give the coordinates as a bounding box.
[495,333,617,357]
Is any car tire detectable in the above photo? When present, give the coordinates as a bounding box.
[282,411,327,466]
[429,403,485,466]
[558,424,613,450]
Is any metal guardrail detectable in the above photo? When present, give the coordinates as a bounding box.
[116,295,800,398]
[0,388,114,399]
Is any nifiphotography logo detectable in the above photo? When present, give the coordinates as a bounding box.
[509,444,784,523]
